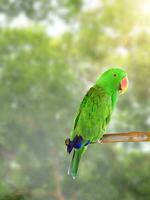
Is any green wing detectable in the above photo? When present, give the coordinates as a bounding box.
[71,86,112,142]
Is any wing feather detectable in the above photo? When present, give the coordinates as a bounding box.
[71,86,112,142]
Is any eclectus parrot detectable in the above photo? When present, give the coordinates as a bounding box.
[65,68,128,179]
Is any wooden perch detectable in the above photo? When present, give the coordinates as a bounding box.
[94,131,150,144]
[65,132,150,149]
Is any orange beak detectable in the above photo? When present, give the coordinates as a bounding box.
[120,76,128,95]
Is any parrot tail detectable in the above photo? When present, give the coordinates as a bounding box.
[68,146,87,179]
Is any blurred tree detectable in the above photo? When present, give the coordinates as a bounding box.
[0,28,83,199]
[0,0,82,21]
[0,0,150,199]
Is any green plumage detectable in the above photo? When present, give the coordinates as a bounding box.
[71,86,112,142]
[68,68,128,179]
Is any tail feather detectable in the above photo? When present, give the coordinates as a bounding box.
[68,146,87,179]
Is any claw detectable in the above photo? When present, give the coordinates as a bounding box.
[97,139,102,144]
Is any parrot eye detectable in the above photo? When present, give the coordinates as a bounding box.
[113,74,117,77]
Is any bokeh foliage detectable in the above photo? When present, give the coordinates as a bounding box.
[0,0,82,21]
[0,0,150,199]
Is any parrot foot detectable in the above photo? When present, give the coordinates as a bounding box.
[97,139,102,144]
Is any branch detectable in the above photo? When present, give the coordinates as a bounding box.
[94,131,150,144]
[65,132,150,149]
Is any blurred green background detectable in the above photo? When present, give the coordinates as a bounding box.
[0,0,150,199]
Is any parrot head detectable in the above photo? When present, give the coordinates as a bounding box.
[96,68,128,95]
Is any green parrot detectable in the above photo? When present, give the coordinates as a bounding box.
[65,68,128,179]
